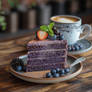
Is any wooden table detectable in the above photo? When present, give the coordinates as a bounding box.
[0,58,92,92]
[0,27,92,92]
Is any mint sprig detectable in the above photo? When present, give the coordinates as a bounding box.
[40,25,48,32]
[40,22,55,36]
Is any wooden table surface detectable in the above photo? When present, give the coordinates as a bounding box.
[0,26,92,92]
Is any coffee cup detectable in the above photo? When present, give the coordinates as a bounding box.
[50,15,91,45]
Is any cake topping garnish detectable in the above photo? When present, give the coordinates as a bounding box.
[37,30,48,40]
[36,22,65,41]
[40,22,55,37]
[36,22,55,40]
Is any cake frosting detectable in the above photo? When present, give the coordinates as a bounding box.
[26,40,68,72]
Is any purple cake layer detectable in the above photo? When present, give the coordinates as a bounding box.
[27,57,66,66]
[27,49,67,58]
[27,40,67,51]
[26,63,65,72]
[26,40,68,72]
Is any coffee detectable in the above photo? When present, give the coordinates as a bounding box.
[51,16,79,23]
[50,15,91,45]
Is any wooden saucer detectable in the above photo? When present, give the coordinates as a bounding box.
[9,55,83,84]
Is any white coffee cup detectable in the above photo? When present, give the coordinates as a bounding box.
[51,15,91,45]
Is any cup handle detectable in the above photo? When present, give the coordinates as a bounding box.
[79,24,91,40]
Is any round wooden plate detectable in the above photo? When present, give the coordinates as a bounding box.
[9,55,83,84]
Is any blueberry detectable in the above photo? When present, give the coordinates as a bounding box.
[60,34,64,40]
[48,35,57,40]
[53,28,60,35]
[68,45,72,51]
[53,73,60,78]
[56,68,60,73]
[78,44,83,49]
[16,66,22,71]
[64,68,70,73]
[70,45,76,51]
[72,47,76,51]
[75,45,80,51]
[59,69,65,75]
[51,69,57,74]
[46,72,52,78]
[23,66,26,72]
[56,31,60,35]
[56,32,60,35]
[70,46,73,51]
[56,35,60,40]
[10,58,24,71]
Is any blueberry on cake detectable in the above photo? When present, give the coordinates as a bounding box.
[26,22,68,72]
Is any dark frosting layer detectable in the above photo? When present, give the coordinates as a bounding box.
[27,40,67,72]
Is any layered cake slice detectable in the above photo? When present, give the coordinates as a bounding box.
[26,40,68,72]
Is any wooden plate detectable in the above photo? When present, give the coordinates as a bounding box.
[9,55,83,84]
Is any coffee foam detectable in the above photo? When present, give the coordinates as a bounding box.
[52,16,79,23]
[57,18,74,23]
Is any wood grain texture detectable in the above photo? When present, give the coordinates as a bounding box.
[0,33,35,66]
[0,25,92,92]
[0,59,92,92]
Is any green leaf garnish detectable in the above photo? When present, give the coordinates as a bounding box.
[49,22,55,30]
[40,22,55,37]
[40,25,48,32]
[48,22,54,36]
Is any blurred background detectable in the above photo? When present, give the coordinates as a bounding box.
[0,0,92,34]
[0,0,92,66]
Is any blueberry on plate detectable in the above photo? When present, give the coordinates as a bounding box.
[64,68,70,73]
[10,58,24,71]
[78,44,83,49]
[70,45,75,51]
[68,45,72,51]
[75,45,80,51]
[16,65,22,72]
[46,72,52,78]
[72,46,76,51]
[11,58,24,66]
[56,68,60,73]
[22,65,26,72]
[59,69,65,75]
[53,73,60,78]
[51,69,57,74]
[48,35,57,40]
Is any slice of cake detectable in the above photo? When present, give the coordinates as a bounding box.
[26,40,67,72]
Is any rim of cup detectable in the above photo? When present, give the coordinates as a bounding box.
[50,15,81,24]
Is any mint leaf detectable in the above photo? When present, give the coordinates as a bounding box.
[49,22,55,29]
[40,25,48,32]
[48,22,55,36]
[39,22,55,36]
[49,32,54,36]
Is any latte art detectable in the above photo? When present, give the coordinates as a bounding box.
[50,15,91,45]
[51,16,79,23]
[57,18,75,23]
